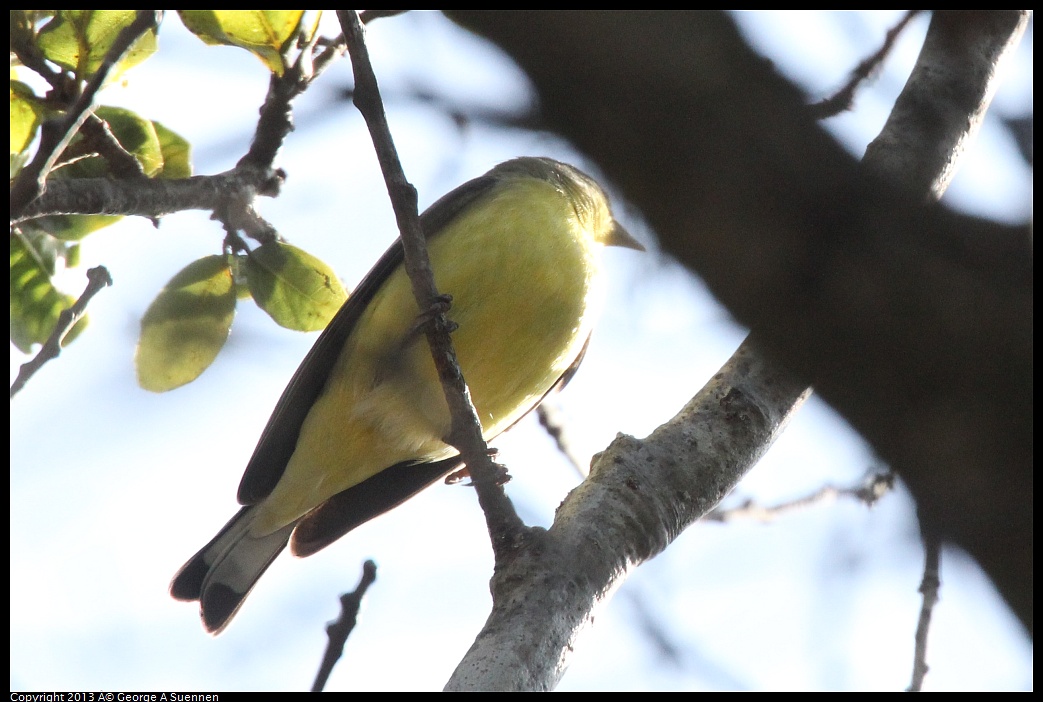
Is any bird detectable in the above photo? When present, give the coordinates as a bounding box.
[170,156,644,633]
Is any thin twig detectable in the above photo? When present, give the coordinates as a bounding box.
[336,10,525,550]
[358,10,410,24]
[809,10,924,119]
[312,560,378,692]
[215,191,281,252]
[704,471,895,522]
[536,402,589,478]
[241,15,342,169]
[10,266,113,399]
[10,19,68,90]
[907,521,942,691]
[79,113,149,179]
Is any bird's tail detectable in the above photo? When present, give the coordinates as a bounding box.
[170,506,295,634]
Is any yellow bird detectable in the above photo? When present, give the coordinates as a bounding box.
[171,157,643,633]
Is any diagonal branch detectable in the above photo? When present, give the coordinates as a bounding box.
[864,11,1031,199]
[447,336,811,690]
[336,10,524,552]
[10,266,113,399]
[444,10,1032,688]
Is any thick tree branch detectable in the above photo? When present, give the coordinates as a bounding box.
[864,11,1030,199]
[447,337,811,690]
[448,10,1032,641]
[14,168,284,222]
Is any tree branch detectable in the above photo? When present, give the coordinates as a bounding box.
[312,560,378,693]
[447,336,811,690]
[705,471,895,523]
[448,10,1032,641]
[907,525,942,692]
[10,265,113,398]
[14,168,284,222]
[864,11,1030,199]
[337,10,525,552]
[809,10,924,119]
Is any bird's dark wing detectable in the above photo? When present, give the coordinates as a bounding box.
[236,173,500,505]
[549,332,590,394]
[290,456,462,556]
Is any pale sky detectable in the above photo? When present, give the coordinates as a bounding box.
[10,11,1032,691]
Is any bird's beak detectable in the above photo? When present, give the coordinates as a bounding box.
[607,222,645,252]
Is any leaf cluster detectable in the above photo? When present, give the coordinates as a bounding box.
[10,10,348,391]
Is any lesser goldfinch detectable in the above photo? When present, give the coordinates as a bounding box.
[171,157,643,633]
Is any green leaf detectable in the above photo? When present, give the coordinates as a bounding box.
[91,105,164,176]
[152,120,193,179]
[65,243,82,268]
[136,255,237,392]
[36,10,157,81]
[10,81,43,179]
[10,80,45,157]
[31,214,123,242]
[45,105,162,180]
[10,233,87,352]
[178,10,305,76]
[245,242,347,331]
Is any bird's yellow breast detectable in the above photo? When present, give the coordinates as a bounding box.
[250,177,604,535]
